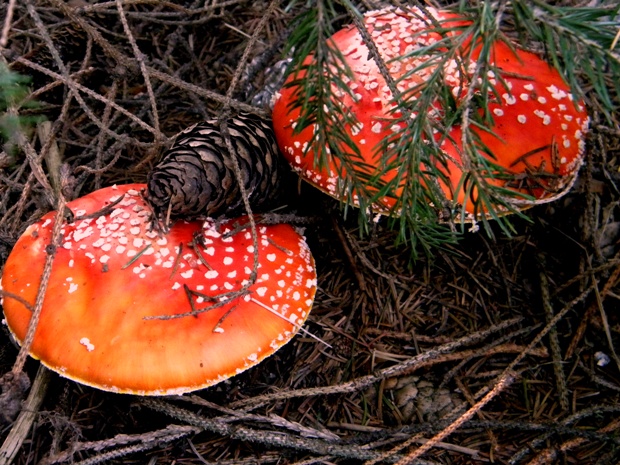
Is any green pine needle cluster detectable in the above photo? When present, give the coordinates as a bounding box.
[0,63,43,155]
[510,0,620,117]
[282,0,619,257]
[285,2,379,217]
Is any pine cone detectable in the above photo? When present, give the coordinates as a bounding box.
[390,376,462,422]
[146,112,282,222]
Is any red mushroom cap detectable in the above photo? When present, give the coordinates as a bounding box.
[272,6,588,218]
[1,184,317,395]
[437,39,589,214]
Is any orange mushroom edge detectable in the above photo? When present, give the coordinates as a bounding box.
[271,6,589,221]
[0,184,317,395]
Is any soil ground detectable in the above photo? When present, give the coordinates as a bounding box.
[0,1,619,464]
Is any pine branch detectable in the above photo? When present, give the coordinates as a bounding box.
[381,4,527,245]
[285,0,380,217]
[0,63,44,152]
[509,0,620,118]
[282,0,619,257]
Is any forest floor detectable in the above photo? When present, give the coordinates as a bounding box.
[0,1,619,464]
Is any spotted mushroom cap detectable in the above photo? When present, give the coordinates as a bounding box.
[1,184,316,395]
[272,6,588,218]
[437,39,589,214]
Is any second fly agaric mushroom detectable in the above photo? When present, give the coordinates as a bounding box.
[1,184,317,395]
[272,6,589,219]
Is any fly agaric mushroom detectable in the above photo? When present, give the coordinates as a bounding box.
[1,184,316,395]
[272,6,589,219]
